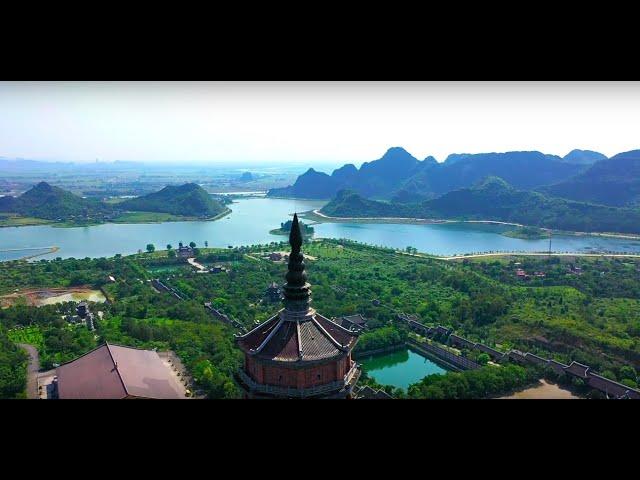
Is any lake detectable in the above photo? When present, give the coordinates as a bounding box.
[360,348,448,390]
[1,197,640,260]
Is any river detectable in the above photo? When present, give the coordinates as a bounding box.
[1,197,640,260]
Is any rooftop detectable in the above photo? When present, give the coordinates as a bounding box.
[56,343,187,399]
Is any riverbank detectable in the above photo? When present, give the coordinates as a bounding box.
[437,252,640,261]
[307,209,640,240]
[0,246,59,262]
[0,207,233,229]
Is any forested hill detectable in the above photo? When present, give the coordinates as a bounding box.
[321,177,640,234]
[0,182,112,220]
[268,147,591,200]
[120,183,227,217]
[542,149,640,207]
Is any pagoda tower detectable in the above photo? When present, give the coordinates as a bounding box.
[235,214,361,398]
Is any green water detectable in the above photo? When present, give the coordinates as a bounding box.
[360,348,448,390]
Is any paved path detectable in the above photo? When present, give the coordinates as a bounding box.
[186,257,206,271]
[17,343,40,399]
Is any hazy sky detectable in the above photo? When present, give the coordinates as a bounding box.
[1,81,639,165]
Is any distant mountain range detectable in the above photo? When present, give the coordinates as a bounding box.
[321,177,640,234]
[0,182,226,221]
[542,150,640,207]
[268,147,604,200]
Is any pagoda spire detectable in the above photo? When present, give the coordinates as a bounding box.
[283,213,311,312]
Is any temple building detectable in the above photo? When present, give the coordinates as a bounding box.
[265,282,282,302]
[48,343,188,399]
[235,214,361,399]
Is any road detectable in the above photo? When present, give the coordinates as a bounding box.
[439,252,640,261]
[18,343,40,399]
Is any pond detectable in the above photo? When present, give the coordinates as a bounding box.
[360,348,449,390]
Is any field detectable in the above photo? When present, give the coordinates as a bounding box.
[0,215,53,227]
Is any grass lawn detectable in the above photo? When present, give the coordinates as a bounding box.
[111,211,187,223]
[0,215,52,227]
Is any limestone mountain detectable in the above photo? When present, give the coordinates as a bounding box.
[562,149,608,165]
[0,182,112,220]
[120,183,227,217]
[321,177,640,234]
[542,150,640,207]
[269,147,588,200]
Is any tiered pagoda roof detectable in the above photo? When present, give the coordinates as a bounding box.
[236,213,359,363]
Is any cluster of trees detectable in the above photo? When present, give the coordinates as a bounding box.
[0,325,28,398]
[354,325,408,354]
[407,364,540,399]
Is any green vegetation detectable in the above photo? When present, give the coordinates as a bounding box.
[502,226,551,239]
[322,177,640,234]
[111,211,187,223]
[0,324,28,398]
[0,182,113,223]
[408,364,540,399]
[1,239,639,398]
[0,214,53,227]
[0,182,230,227]
[120,183,227,217]
[269,219,315,238]
[355,325,408,354]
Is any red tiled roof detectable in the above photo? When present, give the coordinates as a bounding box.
[56,343,185,399]
[236,310,358,363]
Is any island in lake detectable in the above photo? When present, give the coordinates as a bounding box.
[502,226,551,240]
[270,219,315,238]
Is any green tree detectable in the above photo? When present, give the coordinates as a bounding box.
[477,353,490,365]
[146,244,155,253]
[189,241,197,249]
[166,244,173,251]
[168,250,176,259]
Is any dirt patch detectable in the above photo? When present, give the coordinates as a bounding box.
[500,379,580,399]
[0,287,106,308]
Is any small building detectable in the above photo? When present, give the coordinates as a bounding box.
[268,252,283,261]
[76,301,89,319]
[177,245,194,258]
[564,361,590,380]
[54,343,187,399]
[449,334,476,350]
[523,352,549,366]
[334,314,368,331]
[265,282,282,302]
